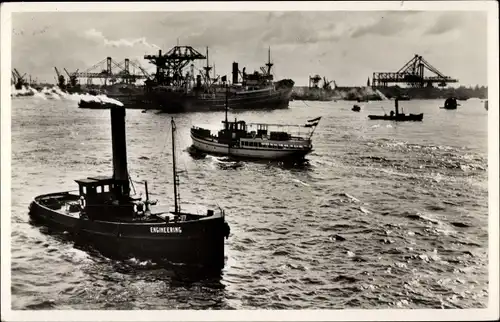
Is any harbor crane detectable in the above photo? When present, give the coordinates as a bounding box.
[70,57,150,86]
[64,68,79,87]
[54,67,66,88]
[12,69,28,89]
[308,75,332,90]
[144,45,206,87]
[309,75,322,88]
[371,54,458,88]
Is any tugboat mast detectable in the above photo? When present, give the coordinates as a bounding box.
[171,117,180,213]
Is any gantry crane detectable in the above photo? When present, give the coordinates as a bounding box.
[144,46,206,87]
[69,57,150,86]
[372,54,458,88]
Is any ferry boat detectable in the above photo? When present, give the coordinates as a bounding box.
[29,106,230,267]
[190,87,321,160]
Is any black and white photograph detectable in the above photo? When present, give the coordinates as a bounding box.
[1,1,498,321]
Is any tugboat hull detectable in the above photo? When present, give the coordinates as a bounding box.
[368,113,423,121]
[29,192,229,267]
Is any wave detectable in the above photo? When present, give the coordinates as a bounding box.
[11,85,123,106]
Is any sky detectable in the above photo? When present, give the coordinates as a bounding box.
[11,10,488,87]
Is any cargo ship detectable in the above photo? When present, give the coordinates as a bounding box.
[124,45,294,113]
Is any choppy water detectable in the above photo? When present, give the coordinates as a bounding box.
[10,95,489,309]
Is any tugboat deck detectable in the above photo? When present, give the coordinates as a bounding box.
[35,191,214,224]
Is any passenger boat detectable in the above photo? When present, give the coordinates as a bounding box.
[29,106,230,267]
[190,87,321,160]
[368,98,423,122]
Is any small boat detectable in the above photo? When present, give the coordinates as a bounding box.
[190,87,320,161]
[29,106,230,268]
[78,100,115,109]
[396,94,411,101]
[352,104,361,112]
[440,97,459,110]
[484,100,488,111]
[368,98,423,122]
[368,113,423,121]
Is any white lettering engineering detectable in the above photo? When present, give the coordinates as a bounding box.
[150,226,182,234]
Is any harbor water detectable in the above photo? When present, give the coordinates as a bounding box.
[10,96,489,309]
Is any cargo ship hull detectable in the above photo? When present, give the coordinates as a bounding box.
[110,87,293,113]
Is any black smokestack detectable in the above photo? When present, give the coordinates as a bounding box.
[110,106,130,196]
[232,62,239,84]
[196,75,202,88]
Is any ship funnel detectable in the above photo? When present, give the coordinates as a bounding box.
[110,106,130,196]
[232,62,239,84]
[196,75,202,88]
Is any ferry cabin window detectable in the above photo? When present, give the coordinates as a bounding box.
[82,186,86,194]
[103,185,109,192]
[97,186,102,193]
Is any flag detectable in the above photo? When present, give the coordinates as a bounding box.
[304,121,319,128]
[221,75,227,82]
[307,116,322,123]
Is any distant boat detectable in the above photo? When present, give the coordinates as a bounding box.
[368,113,423,121]
[440,97,459,110]
[368,98,423,122]
[484,100,488,111]
[396,94,411,101]
[78,100,115,109]
[191,86,321,160]
[352,104,361,112]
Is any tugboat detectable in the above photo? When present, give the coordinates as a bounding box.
[190,86,321,160]
[368,99,423,121]
[440,97,459,110]
[29,106,230,267]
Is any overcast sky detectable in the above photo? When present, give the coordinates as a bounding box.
[11,11,487,87]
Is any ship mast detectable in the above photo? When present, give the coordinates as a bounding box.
[225,83,229,129]
[265,46,273,75]
[203,47,212,88]
[171,117,180,213]
[225,83,231,157]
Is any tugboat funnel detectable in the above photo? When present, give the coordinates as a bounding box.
[110,106,130,196]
